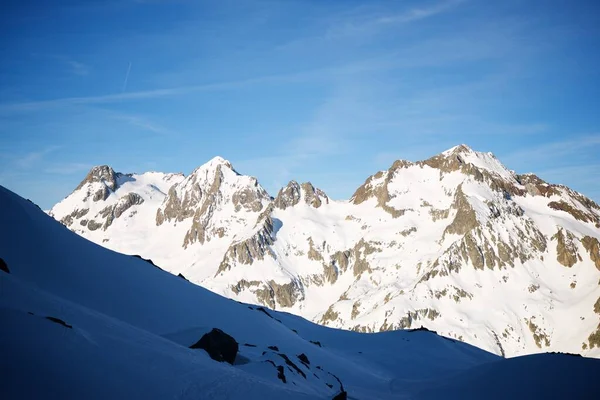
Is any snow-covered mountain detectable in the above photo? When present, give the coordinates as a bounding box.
[49,145,600,359]
[3,184,600,399]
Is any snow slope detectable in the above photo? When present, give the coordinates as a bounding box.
[2,185,600,399]
[48,145,600,359]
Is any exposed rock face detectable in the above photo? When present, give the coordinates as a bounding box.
[216,206,275,275]
[582,236,600,271]
[75,165,119,202]
[76,165,118,192]
[517,174,561,197]
[255,279,304,309]
[99,192,145,230]
[274,181,329,210]
[351,161,408,217]
[156,157,270,248]
[301,182,329,208]
[190,328,238,365]
[443,185,478,237]
[552,228,580,268]
[59,208,89,227]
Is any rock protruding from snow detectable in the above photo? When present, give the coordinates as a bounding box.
[274,181,329,210]
[0,257,9,273]
[189,328,239,365]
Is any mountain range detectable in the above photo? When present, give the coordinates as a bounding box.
[48,144,600,358]
[2,179,600,398]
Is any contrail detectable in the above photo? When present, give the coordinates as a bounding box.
[122,62,132,92]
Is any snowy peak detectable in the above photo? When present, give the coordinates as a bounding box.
[424,144,514,181]
[156,157,271,248]
[50,167,184,233]
[274,181,329,210]
[189,155,237,177]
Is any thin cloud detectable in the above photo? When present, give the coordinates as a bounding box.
[0,69,329,114]
[67,60,90,76]
[377,0,466,25]
[31,53,90,76]
[325,0,467,39]
[15,146,62,169]
[501,134,600,167]
[114,114,175,136]
[44,162,91,175]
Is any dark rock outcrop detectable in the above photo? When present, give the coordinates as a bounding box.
[45,316,72,329]
[332,391,348,400]
[190,328,238,365]
[0,257,9,273]
[177,273,188,281]
[297,353,310,365]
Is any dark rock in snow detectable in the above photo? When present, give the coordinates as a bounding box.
[297,353,310,365]
[190,328,238,365]
[45,316,72,329]
[277,353,306,378]
[332,390,348,400]
[310,340,322,347]
[549,351,582,357]
[243,343,257,347]
[0,257,9,273]
[276,365,287,383]
[407,325,437,334]
[177,273,188,281]
[265,360,287,383]
[131,254,159,267]
[268,345,279,351]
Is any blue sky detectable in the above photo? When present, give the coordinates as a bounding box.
[1,0,599,209]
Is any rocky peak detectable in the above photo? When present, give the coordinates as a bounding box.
[274,181,329,210]
[421,145,515,181]
[75,165,120,202]
[156,156,271,247]
[76,165,118,190]
[442,144,474,156]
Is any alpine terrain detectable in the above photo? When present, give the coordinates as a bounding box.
[2,182,600,399]
[48,145,600,359]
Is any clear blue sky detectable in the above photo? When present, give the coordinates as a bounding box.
[1,0,599,209]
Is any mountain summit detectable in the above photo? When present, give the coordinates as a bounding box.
[49,145,600,358]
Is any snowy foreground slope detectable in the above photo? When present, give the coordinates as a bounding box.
[49,145,600,358]
[2,186,600,399]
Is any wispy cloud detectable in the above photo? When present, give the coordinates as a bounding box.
[114,114,175,136]
[323,0,467,39]
[0,69,326,114]
[44,162,91,175]
[501,134,600,168]
[31,53,90,76]
[375,0,466,25]
[15,146,62,169]
[66,60,90,76]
